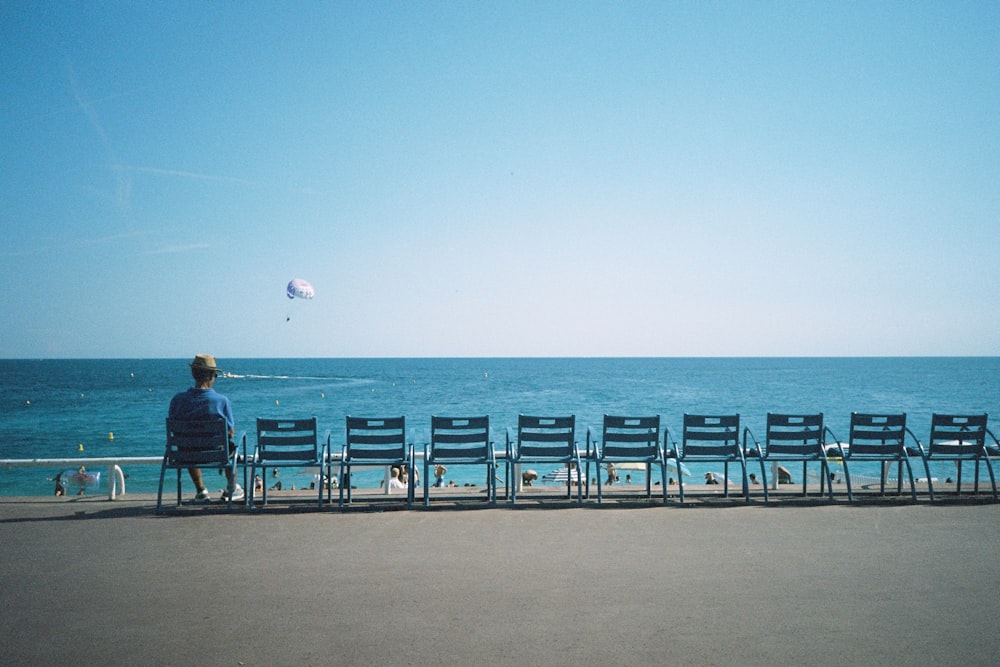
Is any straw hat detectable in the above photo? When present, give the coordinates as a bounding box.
[189,354,223,373]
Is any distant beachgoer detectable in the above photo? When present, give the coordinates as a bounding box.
[389,466,406,491]
[522,469,538,487]
[605,463,618,486]
[168,354,243,503]
[625,474,632,485]
[777,466,792,484]
[705,472,720,485]
[51,472,66,497]
[254,475,264,492]
[433,464,448,488]
[74,465,89,495]
[668,477,676,486]
[749,473,760,485]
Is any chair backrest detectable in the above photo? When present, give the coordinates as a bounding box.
[430,416,490,461]
[517,415,576,459]
[602,415,660,459]
[848,413,906,456]
[928,413,988,457]
[256,417,320,463]
[681,414,740,457]
[345,416,407,462]
[765,413,824,455]
[165,418,231,466]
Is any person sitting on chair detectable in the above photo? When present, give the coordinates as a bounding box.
[168,354,244,503]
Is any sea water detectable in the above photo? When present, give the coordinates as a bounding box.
[2,357,999,497]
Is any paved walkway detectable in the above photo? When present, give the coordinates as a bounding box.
[2,495,999,666]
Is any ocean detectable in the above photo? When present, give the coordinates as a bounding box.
[2,357,999,497]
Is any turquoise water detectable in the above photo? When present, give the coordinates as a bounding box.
[2,357,999,497]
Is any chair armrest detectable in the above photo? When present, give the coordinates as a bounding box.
[585,428,601,460]
[662,427,678,457]
[320,430,332,462]
[742,427,764,458]
[822,426,847,458]
[986,428,1000,456]
[904,427,926,457]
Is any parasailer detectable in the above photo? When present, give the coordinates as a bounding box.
[286,278,314,321]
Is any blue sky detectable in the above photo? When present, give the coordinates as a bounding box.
[2,0,998,358]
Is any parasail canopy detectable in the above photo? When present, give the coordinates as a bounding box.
[286,278,315,300]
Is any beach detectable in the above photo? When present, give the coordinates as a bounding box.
[2,492,999,666]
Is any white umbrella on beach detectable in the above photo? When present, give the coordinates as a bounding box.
[615,460,692,478]
[541,467,586,484]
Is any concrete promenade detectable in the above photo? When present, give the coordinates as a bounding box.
[2,492,999,666]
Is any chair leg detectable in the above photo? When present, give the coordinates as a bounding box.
[984,458,998,500]
[510,460,517,504]
[423,461,430,507]
[156,463,167,512]
[824,461,833,501]
[922,457,935,501]
[339,464,346,507]
[842,460,853,503]
[903,459,917,502]
[759,461,770,503]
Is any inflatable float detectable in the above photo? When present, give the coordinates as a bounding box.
[62,468,101,490]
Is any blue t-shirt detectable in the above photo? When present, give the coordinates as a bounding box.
[168,387,235,431]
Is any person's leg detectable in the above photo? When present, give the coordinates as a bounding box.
[188,467,205,492]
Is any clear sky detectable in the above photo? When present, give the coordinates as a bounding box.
[2,1,998,358]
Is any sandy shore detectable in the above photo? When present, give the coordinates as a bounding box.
[2,492,999,666]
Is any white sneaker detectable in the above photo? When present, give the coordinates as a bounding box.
[221,484,245,502]
[194,488,212,503]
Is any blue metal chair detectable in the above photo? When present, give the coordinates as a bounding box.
[916,413,997,500]
[158,418,243,512]
[423,416,496,506]
[745,413,841,502]
[587,415,666,504]
[666,414,750,503]
[336,416,413,507]
[249,417,329,509]
[824,413,917,502]
[507,415,581,504]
